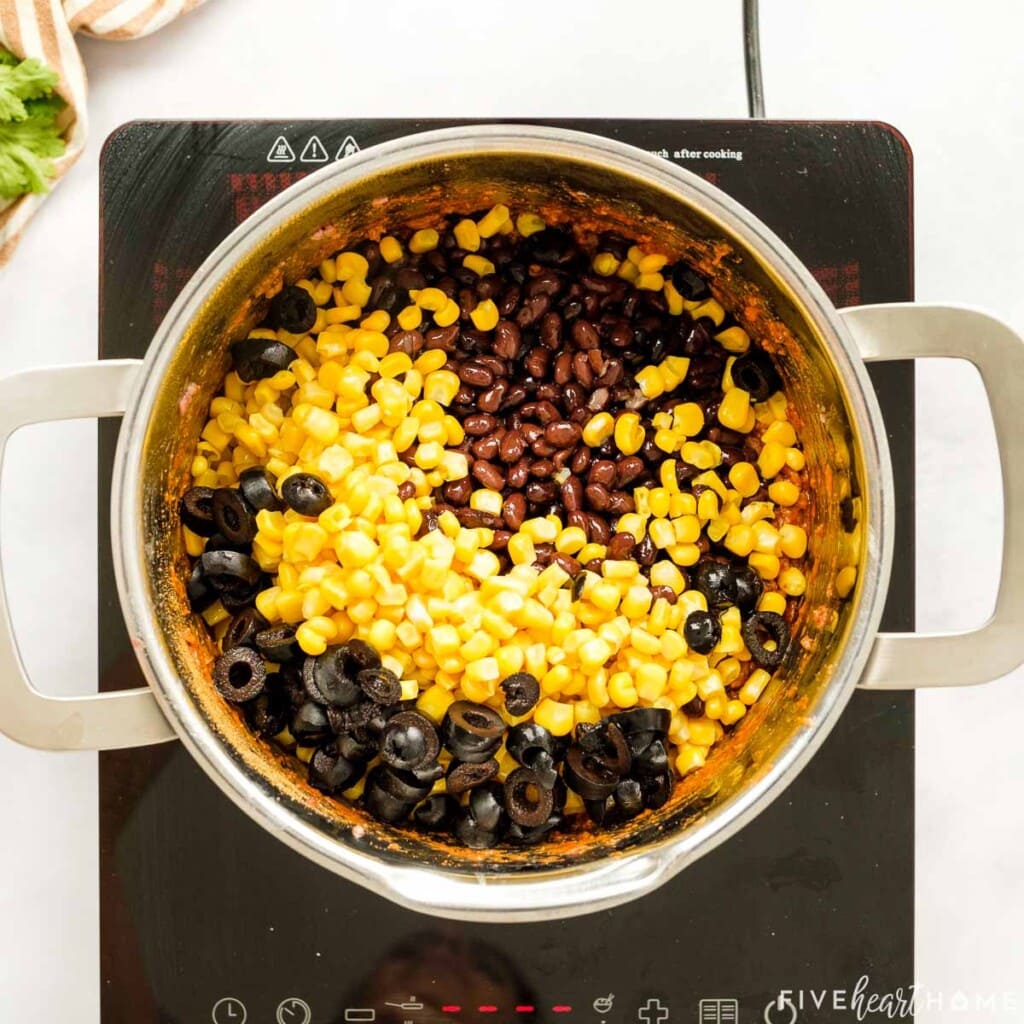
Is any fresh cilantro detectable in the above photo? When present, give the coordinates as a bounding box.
[0,47,65,200]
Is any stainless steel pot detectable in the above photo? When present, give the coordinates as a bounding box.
[2,125,1022,922]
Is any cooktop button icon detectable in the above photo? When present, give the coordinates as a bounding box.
[699,999,739,1023]
[277,997,313,1024]
[211,997,247,1024]
[593,994,614,1015]
[638,998,669,1024]
[763,998,798,1024]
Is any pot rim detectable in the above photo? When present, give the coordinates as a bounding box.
[112,123,894,921]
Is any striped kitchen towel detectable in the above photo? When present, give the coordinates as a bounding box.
[0,0,208,265]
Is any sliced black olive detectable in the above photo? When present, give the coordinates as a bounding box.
[641,771,674,810]
[506,813,563,845]
[281,472,332,516]
[506,722,567,764]
[364,772,416,824]
[742,610,790,669]
[563,746,619,801]
[276,663,306,708]
[410,760,446,785]
[186,562,217,611]
[369,764,433,803]
[213,488,257,544]
[308,744,363,794]
[468,781,507,833]
[454,810,502,849]
[608,707,671,738]
[219,583,261,613]
[414,794,458,830]
[291,701,331,742]
[694,560,737,608]
[446,758,499,795]
[731,350,782,402]
[255,624,300,663]
[500,672,540,716]
[204,533,252,554]
[523,226,575,266]
[303,649,360,708]
[632,738,669,778]
[576,720,631,777]
[684,610,722,655]
[733,564,764,610]
[504,767,555,829]
[213,646,266,703]
[335,699,397,738]
[357,666,402,705]
[613,778,645,820]
[441,701,505,763]
[230,338,298,383]
[343,639,382,674]
[334,727,377,763]
[380,711,439,771]
[586,795,616,825]
[223,608,268,651]
[244,689,288,737]
[238,466,284,512]
[179,486,218,536]
[268,284,318,334]
[670,263,710,301]
[199,549,261,591]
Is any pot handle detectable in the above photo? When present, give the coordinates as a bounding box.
[840,303,1024,689]
[0,361,176,749]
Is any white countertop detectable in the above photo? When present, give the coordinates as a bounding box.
[1,1,1022,1020]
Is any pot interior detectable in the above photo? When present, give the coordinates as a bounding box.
[134,136,872,877]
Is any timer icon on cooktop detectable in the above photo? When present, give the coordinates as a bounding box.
[277,997,313,1024]
[211,997,247,1024]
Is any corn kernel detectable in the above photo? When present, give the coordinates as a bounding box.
[477,203,510,238]
[779,524,808,559]
[836,565,858,598]
[637,272,665,291]
[423,370,460,405]
[515,212,546,237]
[409,228,439,254]
[470,299,500,331]
[532,698,574,736]
[749,552,781,580]
[608,672,639,708]
[463,254,496,278]
[636,365,664,398]
[758,441,788,478]
[592,252,619,276]
[768,479,800,506]
[471,488,504,516]
[614,412,645,455]
[434,298,460,327]
[453,218,481,251]
[728,461,760,498]
[718,387,751,431]
[418,684,455,723]
[397,304,423,331]
[779,566,807,596]
[580,412,614,448]
[715,326,751,354]
[555,527,588,555]
[379,236,403,263]
[757,590,788,615]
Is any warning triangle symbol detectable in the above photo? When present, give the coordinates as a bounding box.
[336,135,361,160]
[300,135,330,163]
[267,135,296,163]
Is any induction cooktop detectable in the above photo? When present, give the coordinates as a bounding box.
[97,118,915,1024]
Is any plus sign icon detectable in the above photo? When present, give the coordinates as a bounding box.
[637,998,669,1024]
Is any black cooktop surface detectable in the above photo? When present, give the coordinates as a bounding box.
[98,119,915,1024]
